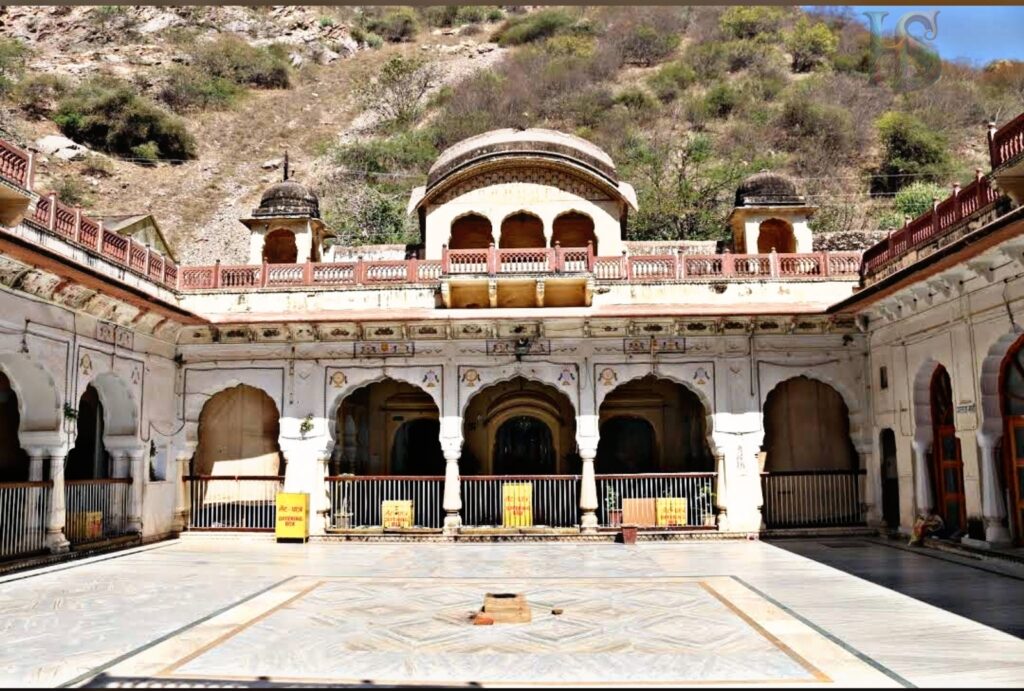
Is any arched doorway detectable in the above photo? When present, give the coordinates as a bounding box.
[334,379,439,476]
[499,212,545,249]
[930,366,966,532]
[551,211,597,253]
[449,213,492,250]
[762,376,860,527]
[493,416,555,474]
[757,218,795,253]
[879,428,900,531]
[1001,337,1024,543]
[0,372,28,482]
[194,384,283,477]
[597,375,713,473]
[66,385,110,481]
[462,377,576,475]
[263,228,298,264]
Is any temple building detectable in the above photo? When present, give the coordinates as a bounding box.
[0,113,1023,557]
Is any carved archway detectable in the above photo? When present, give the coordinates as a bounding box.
[449,212,492,250]
[193,384,283,477]
[499,211,545,249]
[551,211,597,253]
[263,228,298,264]
[0,372,29,481]
[757,218,795,253]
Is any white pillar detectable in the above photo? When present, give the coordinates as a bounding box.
[714,451,729,531]
[576,415,599,533]
[280,432,332,536]
[977,432,1011,543]
[25,450,45,538]
[172,446,192,533]
[912,439,933,517]
[126,447,147,534]
[441,434,462,534]
[861,447,883,527]
[45,447,70,554]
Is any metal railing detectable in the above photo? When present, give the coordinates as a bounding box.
[64,478,131,543]
[461,475,581,528]
[0,481,50,559]
[596,473,717,528]
[760,469,865,529]
[327,475,444,529]
[184,475,283,531]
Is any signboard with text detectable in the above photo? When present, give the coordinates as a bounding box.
[382,500,414,529]
[275,492,309,541]
[656,497,688,527]
[502,483,533,528]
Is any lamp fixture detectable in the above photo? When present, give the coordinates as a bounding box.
[513,337,531,362]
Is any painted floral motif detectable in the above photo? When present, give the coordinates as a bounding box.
[329,371,348,388]
[598,367,618,387]
[693,367,710,386]
[422,370,440,388]
[79,354,93,377]
[462,369,480,387]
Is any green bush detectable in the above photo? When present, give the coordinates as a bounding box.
[874,111,951,193]
[420,5,458,28]
[0,38,28,96]
[778,97,855,154]
[893,181,946,218]
[486,8,505,22]
[785,17,838,72]
[543,34,596,58]
[617,24,680,67]
[157,65,242,112]
[704,82,739,118]
[319,16,334,28]
[359,55,441,126]
[53,76,196,161]
[685,42,728,81]
[556,86,615,128]
[721,39,771,73]
[130,141,160,165]
[492,9,575,46]
[455,6,487,25]
[55,175,88,206]
[190,36,291,89]
[333,129,438,175]
[614,86,658,114]
[719,6,787,40]
[362,7,419,42]
[647,61,695,103]
[365,32,384,49]
[14,73,69,119]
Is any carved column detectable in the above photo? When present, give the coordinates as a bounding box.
[45,447,70,554]
[127,447,147,534]
[173,444,194,533]
[576,416,600,533]
[912,439,933,517]
[977,432,1011,543]
[714,451,729,531]
[441,433,463,534]
[26,450,45,538]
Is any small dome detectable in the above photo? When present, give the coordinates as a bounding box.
[254,179,320,218]
[735,171,803,207]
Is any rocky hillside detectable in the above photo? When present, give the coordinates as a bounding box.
[0,5,1020,263]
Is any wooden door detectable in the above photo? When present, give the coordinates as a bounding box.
[1006,418,1024,543]
[930,367,966,531]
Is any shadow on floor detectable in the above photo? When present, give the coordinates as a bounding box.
[84,673,481,688]
[768,537,1024,639]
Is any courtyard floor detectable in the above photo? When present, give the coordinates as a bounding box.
[2,537,1023,688]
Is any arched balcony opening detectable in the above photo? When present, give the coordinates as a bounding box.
[448,213,493,250]
[263,228,298,264]
[499,212,545,249]
[757,218,796,254]
[551,211,597,254]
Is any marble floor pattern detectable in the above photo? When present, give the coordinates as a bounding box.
[0,537,1021,687]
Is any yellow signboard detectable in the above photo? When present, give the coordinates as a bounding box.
[68,511,103,541]
[275,492,309,541]
[382,500,414,529]
[503,483,533,527]
[656,497,688,527]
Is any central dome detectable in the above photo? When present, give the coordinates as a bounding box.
[254,179,320,218]
[735,171,804,207]
[426,128,619,189]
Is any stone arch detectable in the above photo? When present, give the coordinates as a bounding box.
[448,212,493,250]
[759,366,865,448]
[329,376,441,476]
[979,329,1023,439]
[461,369,578,418]
[761,375,858,472]
[597,374,715,471]
[0,372,29,481]
[462,376,577,474]
[757,218,795,253]
[499,210,545,249]
[598,371,717,456]
[912,357,948,447]
[263,228,298,264]
[0,352,61,434]
[193,383,283,476]
[327,372,441,445]
[87,371,139,438]
[551,210,597,253]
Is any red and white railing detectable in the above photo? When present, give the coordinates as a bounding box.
[0,139,32,190]
[991,111,1024,170]
[862,172,1002,281]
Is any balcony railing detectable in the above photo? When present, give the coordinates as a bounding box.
[0,481,50,560]
[184,475,283,531]
[462,475,581,528]
[861,172,1002,281]
[0,139,32,189]
[178,250,862,292]
[23,192,179,290]
[64,478,131,544]
[991,111,1024,169]
[760,469,865,529]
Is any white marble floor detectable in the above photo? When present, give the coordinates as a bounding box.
[1,538,1022,687]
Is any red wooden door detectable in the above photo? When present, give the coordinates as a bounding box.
[930,367,966,531]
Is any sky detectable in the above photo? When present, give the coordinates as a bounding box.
[814,6,1024,65]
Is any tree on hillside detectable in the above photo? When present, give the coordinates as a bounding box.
[872,111,951,194]
[359,55,441,127]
